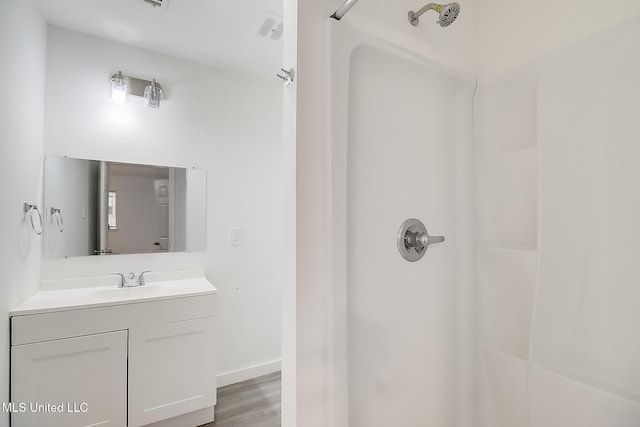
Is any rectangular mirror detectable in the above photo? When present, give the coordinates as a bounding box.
[44,156,206,257]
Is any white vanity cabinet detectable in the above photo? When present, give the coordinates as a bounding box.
[128,317,216,426]
[10,274,217,427]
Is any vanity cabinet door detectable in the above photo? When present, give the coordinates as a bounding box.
[127,316,216,427]
[10,330,127,427]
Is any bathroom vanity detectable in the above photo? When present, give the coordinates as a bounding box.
[10,270,217,427]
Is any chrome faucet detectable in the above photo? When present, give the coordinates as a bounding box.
[112,273,126,288]
[111,270,152,288]
[137,270,151,286]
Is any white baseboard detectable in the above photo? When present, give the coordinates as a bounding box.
[217,359,281,388]
[145,406,215,427]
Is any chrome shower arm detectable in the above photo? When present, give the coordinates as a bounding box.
[331,0,360,20]
[411,3,439,19]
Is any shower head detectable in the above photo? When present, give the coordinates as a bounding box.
[408,2,461,27]
[436,2,460,27]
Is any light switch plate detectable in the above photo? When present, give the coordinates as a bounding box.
[229,227,242,246]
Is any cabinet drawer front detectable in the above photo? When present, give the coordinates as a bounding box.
[11,331,127,427]
[12,293,217,345]
[128,317,216,427]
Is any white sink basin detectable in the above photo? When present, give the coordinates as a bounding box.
[93,285,164,300]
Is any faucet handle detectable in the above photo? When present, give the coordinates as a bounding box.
[417,233,445,248]
[111,273,126,288]
[138,270,152,286]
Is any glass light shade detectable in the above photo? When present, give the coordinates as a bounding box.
[144,81,163,109]
[110,76,128,104]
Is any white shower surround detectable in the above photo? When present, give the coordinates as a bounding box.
[329,21,475,426]
[475,15,640,427]
[327,9,640,427]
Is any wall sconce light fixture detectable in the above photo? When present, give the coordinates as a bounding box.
[110,71,164,108]
[110,71,128,104]
[144,79,163,108]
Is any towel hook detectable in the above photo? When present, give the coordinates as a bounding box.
[276,67,294,87]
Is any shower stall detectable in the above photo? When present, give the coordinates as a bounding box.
[329,13,475,427]
[318,0,640,426]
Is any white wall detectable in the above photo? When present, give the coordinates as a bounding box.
[477,0,640,78]
[0,0,47,426]
[281,1,297,426]
[41,26,283,384]
[475,4,640,427]
[292,1,332,425]
[532,17,640,426]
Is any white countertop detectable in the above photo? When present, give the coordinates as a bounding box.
[11,276,217,316]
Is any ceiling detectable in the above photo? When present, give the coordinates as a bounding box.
[37,0,283,79]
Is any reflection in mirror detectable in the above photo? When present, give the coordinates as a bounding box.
[44,156,206,257]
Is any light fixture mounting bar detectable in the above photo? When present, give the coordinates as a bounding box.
[110,73,163,99]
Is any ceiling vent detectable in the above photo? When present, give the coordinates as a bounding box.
[257,12,283,41]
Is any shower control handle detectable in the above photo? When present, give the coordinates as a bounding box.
[417,233,445,248]
[397,218,445,262]
[405,229,444,249]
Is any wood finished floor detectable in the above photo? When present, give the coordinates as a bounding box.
[200,371,281,427]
